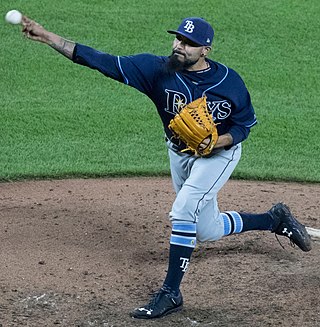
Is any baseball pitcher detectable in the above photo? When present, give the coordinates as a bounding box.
[20,15,311,319]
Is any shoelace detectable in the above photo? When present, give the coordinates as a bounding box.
[275,234,295,250]
[146,289,165,309]
[147,286,176,309]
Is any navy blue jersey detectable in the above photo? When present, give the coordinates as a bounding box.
[72,44,257,149]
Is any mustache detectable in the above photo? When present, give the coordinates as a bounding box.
[172,50,185,57]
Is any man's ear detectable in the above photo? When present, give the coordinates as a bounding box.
[201,46,212,57]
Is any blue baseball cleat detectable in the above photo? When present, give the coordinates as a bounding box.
[131,287,183,319]
[269,203,312,252]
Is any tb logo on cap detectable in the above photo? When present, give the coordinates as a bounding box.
[184,20,195,33]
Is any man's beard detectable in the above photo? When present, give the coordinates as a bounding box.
[167,51,199,72]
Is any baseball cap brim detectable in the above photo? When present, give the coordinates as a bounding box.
[167,30,203,46]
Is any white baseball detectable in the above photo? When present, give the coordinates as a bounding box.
[5,10,22,25]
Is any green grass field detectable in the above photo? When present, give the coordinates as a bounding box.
[1,0,319,182]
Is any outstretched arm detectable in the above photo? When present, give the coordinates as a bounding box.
[22,16,75,59]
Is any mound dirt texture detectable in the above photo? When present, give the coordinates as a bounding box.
[0,177,319,327]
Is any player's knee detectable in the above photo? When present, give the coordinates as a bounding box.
[170,218,195,226]
[197,233,222,242]
[196,234,208,243]
[169,211,196,224]
[196,226,224,242]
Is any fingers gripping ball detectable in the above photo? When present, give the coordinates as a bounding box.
[168,96,218,156]
[5,10,22,25]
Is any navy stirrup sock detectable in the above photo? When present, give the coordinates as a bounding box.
[222,210,274,236]
[240,211,274,232]
[163,223,196,295]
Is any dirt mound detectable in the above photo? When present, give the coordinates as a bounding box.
[0,178,319,326]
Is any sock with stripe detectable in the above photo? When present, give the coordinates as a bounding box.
[163,223,197,295]
[222,210,274,236]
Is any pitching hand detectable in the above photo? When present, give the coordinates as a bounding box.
[22,16,50,43]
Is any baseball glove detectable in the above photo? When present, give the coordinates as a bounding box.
[168,96,218,156]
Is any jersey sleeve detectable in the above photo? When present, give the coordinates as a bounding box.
[227,70,257,145]
[72,43,159,95]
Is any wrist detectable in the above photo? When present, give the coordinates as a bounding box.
[214,133,233,148]
[46,31,60,45]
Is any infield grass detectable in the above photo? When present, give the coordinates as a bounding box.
[1,0,319,182]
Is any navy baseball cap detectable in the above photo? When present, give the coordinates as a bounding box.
[167,17,214,46]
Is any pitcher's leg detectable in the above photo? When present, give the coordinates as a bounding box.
[198,204,311,253]
[196,197,225,242]
[165,146,241,293]
[168,148,197,194]
[221,205,311,251]
[132,146,241,319]
[170,145,242,224]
